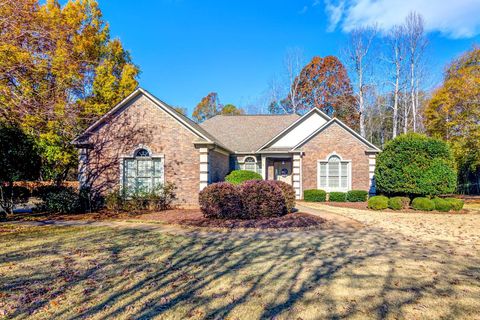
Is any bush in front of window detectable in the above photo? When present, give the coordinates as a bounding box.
[104,182,177,213]
[346,190,368,202]
[328,192,347,202]
[225,170,262,185]
[367,195,389,210]
[303,189,326,202]
[239,180,287,219]
[411,197,435,211]
[388,196,410,210]
[375,133,457,197]
[105,188,124,213]
[271,180,296,213]
[199,182,243,219]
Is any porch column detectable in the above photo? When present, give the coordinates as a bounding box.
[78,148,88,189]
[199,147,209,190]
[261,155,267,180]
[368,153,376,193]
[292,154,302,199]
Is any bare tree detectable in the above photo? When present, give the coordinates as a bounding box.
[266,47,304,114]
[384,25,407,138]
[404,12,427,132]
[344,25,377,137]
[284,47,304,113]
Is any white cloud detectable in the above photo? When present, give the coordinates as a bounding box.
[323,0,480,38]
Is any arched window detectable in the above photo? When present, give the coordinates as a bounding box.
[123,148,163,193]
[243,157,257,172]
[135,148,150,157]
[318,155,350,191]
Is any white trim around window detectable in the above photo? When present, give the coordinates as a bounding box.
[119,146,165,193]
[317,153,352,192]
[240,156,262,175]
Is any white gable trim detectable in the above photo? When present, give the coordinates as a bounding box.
[256,108,331,152]
[291,118,381,152]
[72,87,213,144]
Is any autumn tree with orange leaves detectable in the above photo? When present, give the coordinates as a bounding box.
[293,56,358,128]
[270,56,358,128]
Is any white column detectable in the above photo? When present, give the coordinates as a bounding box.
[199,147,209,191]
[78,148,88,188]
[368,154,376,191]
[292,154,302,199]
[261,155,267,180]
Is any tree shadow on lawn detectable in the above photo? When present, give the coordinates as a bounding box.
[1,223,479,319]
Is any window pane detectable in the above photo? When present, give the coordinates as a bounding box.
[153,159,164,177]
[245,163,256,172]
[136,178,151,193]
[153,177,163,189]
[125,177,136,191]
[125,159,136,177]
[329,161,339,188]
[137,160,152,177]
[319,162,327,187]
[341,162,348,188]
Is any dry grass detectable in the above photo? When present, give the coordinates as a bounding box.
[1,210,480,319]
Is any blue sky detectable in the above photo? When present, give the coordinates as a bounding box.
[96,0,480,114]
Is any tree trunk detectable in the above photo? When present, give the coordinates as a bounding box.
[410,60,416,132]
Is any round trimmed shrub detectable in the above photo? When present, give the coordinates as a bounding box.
[239,180,286,219]
[271,180,296,213]
[329,192,346,202]
[225,170,262,185]
[199,182,243,219]
[432,197,452,212]
[411,197,435,211]
[445,198,464,211]
[388,196,410,210]
[375,133,457,197]
[368,195,389,210]
[304,189,326,202]
[346,190,368,202]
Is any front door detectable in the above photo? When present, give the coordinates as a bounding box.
[273,160,293,185]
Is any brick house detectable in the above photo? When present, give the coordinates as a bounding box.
[73,88,380,205]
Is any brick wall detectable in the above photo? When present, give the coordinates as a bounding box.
[301,122,373,192]
[209,149,230,183]
[82,94,201,205]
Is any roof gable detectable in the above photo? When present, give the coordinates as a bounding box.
[72,88,225,148]
[291,118,381,152]
[256,108,331,152]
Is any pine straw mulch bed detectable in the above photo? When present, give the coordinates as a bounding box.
[6,209,327,230]
[138,210,327,230]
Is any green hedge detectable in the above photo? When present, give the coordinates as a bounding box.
[388,196,410,210]
[411,197,435,211]
[303,189,326,202]
[368,195,389,210]
[375,133,457,197]
[346,190,368,202]
[225,170,262,185]
[445,198,464,211]
[432,197,452,212]
[329,192,346,202]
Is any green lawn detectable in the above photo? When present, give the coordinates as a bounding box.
[0,221,479,319]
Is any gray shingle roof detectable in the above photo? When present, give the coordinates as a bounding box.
[200,114,300,152]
